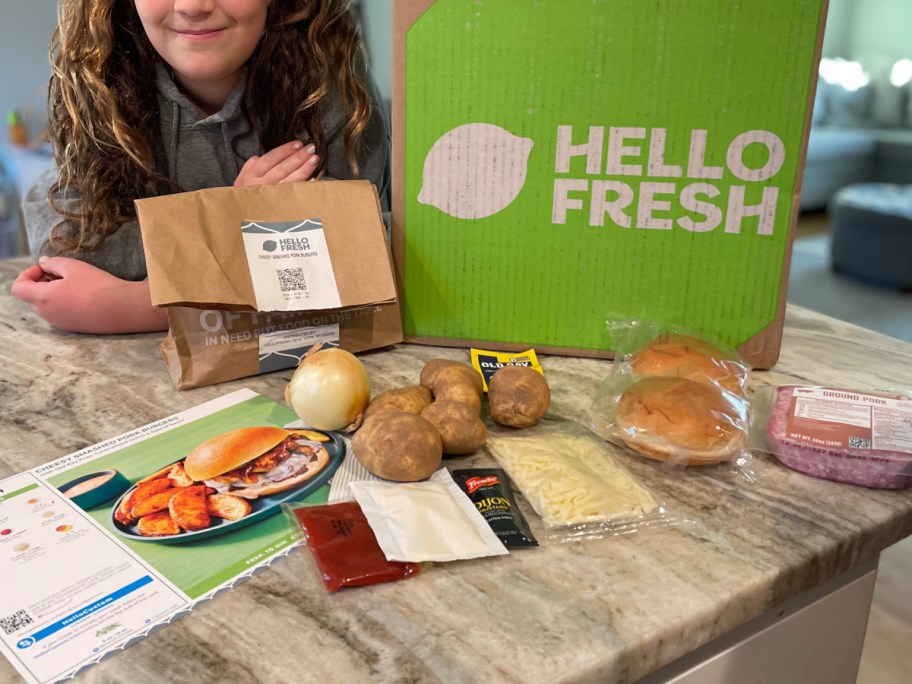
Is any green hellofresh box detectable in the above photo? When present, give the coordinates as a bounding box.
[392,0,827,367]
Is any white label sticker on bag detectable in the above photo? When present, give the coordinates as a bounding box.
[257,324,340,373]
[241,219,342,312]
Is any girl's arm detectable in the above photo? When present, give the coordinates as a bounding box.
[23,168,149,283]
[12,257,168,334]
[19,168,166,334]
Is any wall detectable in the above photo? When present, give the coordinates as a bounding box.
[821,0,855,58]
[821,0,912,66]
[846,0,912,71]
[358,0,393,112]
[0,3,57,146]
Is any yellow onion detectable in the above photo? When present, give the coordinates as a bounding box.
[284,348,371,430]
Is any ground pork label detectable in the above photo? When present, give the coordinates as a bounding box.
[785,387,912,452]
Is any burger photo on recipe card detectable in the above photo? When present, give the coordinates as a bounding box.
[108,427,344,542]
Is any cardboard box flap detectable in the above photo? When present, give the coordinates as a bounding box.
[137,180,396,310]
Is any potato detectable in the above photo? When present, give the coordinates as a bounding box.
[420,359,484,395]
[420,400,487,455]
[131,489,181,518]
[136,511,180,537]
[425,365,482,414]
[488,366,550,428]
[168,485,211,532]
[352,411,442,481]
[207,493,252,521]
[137,463,177,484]
[363,385,432,420]
[116,478,173,524]
[167,462,195,487]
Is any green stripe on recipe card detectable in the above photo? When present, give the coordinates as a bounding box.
[0,484,39,502]
[184,531,301,598]
[182,486,329,598]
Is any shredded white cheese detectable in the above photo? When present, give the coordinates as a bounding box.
[487,433,659,527]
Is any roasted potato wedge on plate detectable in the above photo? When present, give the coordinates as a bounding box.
[136,510,181,537]
[207,493,253,521]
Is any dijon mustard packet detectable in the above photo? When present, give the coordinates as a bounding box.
[451,468,538,548]
[470,348,544,392]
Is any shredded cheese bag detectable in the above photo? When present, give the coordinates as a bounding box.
[487,432,659,527]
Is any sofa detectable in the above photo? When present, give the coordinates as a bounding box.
[799,71,912,211]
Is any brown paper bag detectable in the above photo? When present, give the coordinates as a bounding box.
[160,303,403,389]
[136,181,403,388]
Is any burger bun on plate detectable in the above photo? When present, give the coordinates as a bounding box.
[184,426,329,499]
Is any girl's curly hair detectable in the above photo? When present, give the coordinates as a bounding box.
[48,0,373,253]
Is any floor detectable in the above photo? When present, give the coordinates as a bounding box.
[789,212,912,342]
[790,211,912,684]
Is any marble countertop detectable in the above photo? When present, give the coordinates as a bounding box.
[2,257,912,683]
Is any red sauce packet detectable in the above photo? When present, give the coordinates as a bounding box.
[288,501,420,592]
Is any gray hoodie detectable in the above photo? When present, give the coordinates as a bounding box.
[23,64,391,281]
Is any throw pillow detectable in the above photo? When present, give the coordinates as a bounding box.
[826,82,872,127]
[869,63,907,128]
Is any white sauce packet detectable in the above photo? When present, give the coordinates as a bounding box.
[350,469,509,563]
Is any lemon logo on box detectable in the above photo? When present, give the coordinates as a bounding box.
[419,123,533,219]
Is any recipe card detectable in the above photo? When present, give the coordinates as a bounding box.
[0,473,185,683]
[0,390,339,684]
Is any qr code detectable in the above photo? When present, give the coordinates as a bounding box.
[849,436,871,449]
[0,610,33,635]
[277,268,308,293]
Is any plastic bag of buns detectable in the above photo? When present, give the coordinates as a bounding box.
[587,319,753,476]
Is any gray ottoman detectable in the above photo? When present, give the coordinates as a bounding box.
[829,183,912,290]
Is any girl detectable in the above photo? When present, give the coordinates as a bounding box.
[12,0,390,334]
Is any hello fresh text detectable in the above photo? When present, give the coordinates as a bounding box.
[552,126,785,235]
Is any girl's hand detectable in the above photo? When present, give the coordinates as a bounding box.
[11,257,167,334]
[234,140,320,187]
